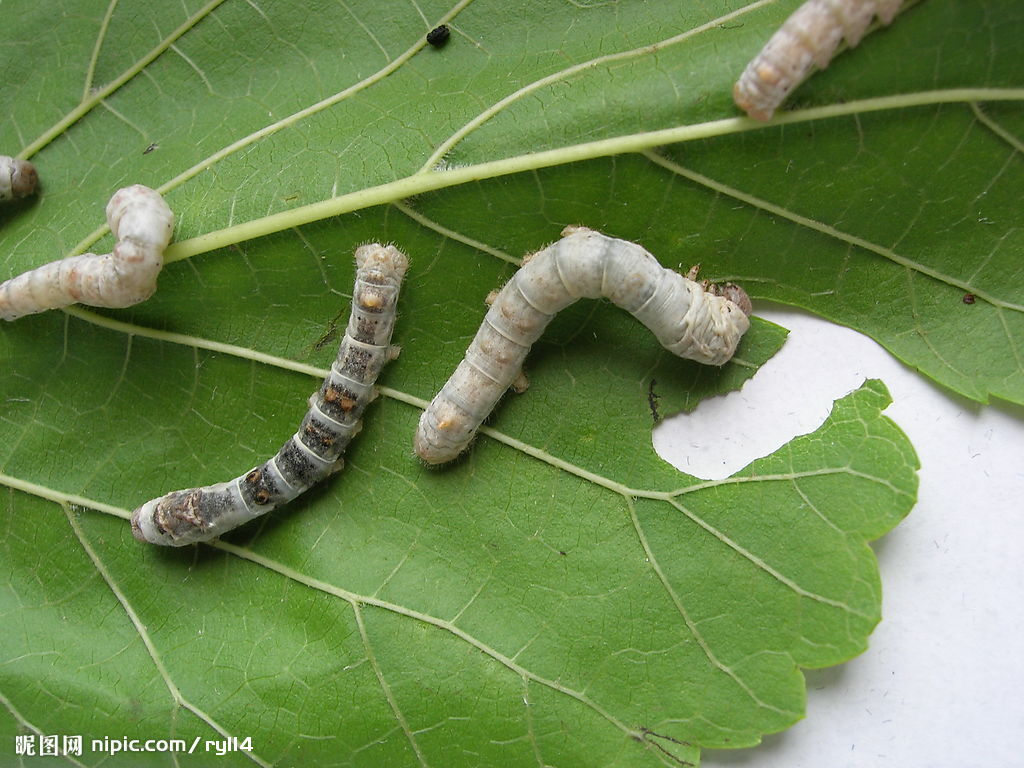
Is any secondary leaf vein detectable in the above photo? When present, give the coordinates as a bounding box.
[665,498,873,620]
[351,602,430,767]
[63,506,274,768]
[641,149,1024,313]
[627,499,798,717]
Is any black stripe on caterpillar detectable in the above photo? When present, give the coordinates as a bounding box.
[733,0,906,121]
[0,185,172,321]
[413,226,752,465]
[130,244,409,546]
[0,156,38,202]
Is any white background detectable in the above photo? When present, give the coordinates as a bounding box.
[653,305,1024,768]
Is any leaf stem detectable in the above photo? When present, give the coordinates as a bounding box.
[164,88,1024,262]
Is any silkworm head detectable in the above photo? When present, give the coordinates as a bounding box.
[720,284,753,316]
[354,243,410,279]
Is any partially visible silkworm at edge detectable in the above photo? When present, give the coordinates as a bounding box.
[733,0,907,121]
[413,226,752,465]
[0,184,172,321]
[0,156,38,202]
[131,244,409,546]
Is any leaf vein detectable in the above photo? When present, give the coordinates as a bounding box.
[82,0,120,100]
[0,691,89,768]
[156,90,1024,264]
[351,602,430,767]
[970,101,1024,154]
[627,499,798,718]
[665,498,874,620]
[418,0,776,170]
[641,148,1024,312]
[63,507,274,768]
[213,540,651,747]
[20,0,230,160]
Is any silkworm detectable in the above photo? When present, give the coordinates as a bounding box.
[733,0,906,121]
[0,185,172,321]
[131,244,409,546]
[413,226,752,465]
[0,156,38,202]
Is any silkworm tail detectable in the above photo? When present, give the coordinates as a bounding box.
[0,156,38,201]
[0,254,94,321]
[733,0,908,121]
[414,380,489,465]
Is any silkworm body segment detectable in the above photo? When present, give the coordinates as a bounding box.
[733,0,905,121]
[414,227,751,465]
[131,244,408,546]
[0,156,38,201]
[0,185,173,321]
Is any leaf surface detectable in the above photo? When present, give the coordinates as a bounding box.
[7,0,1003,763]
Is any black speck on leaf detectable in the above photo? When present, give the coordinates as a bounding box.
[426,25,450,48]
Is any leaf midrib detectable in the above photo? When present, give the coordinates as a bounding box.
[14,0,1023,310]
[14,0,1024,325]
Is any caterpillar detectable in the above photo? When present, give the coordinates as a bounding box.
[733,0,906,121]
[0,156,38,202]
[413,226,752,465]
[0,185,172,321]
[131,243,409,546]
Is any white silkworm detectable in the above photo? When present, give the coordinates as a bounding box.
[0,184,172,321]
[733,0,906,121]
[413,226,752,465]
[131,244,409,546]
[0,156,38,202]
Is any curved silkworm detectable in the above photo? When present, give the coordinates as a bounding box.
[131,244,409,546]
[0,156,38,202]
[0,185,172,321]
[733,0,906,121]
[413,226,752,465]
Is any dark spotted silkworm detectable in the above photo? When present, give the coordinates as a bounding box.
[131,244,408,546]
[0,156,38,202]
[413,226,752,465]
[733,0,906,121]
[0,185,172,321]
